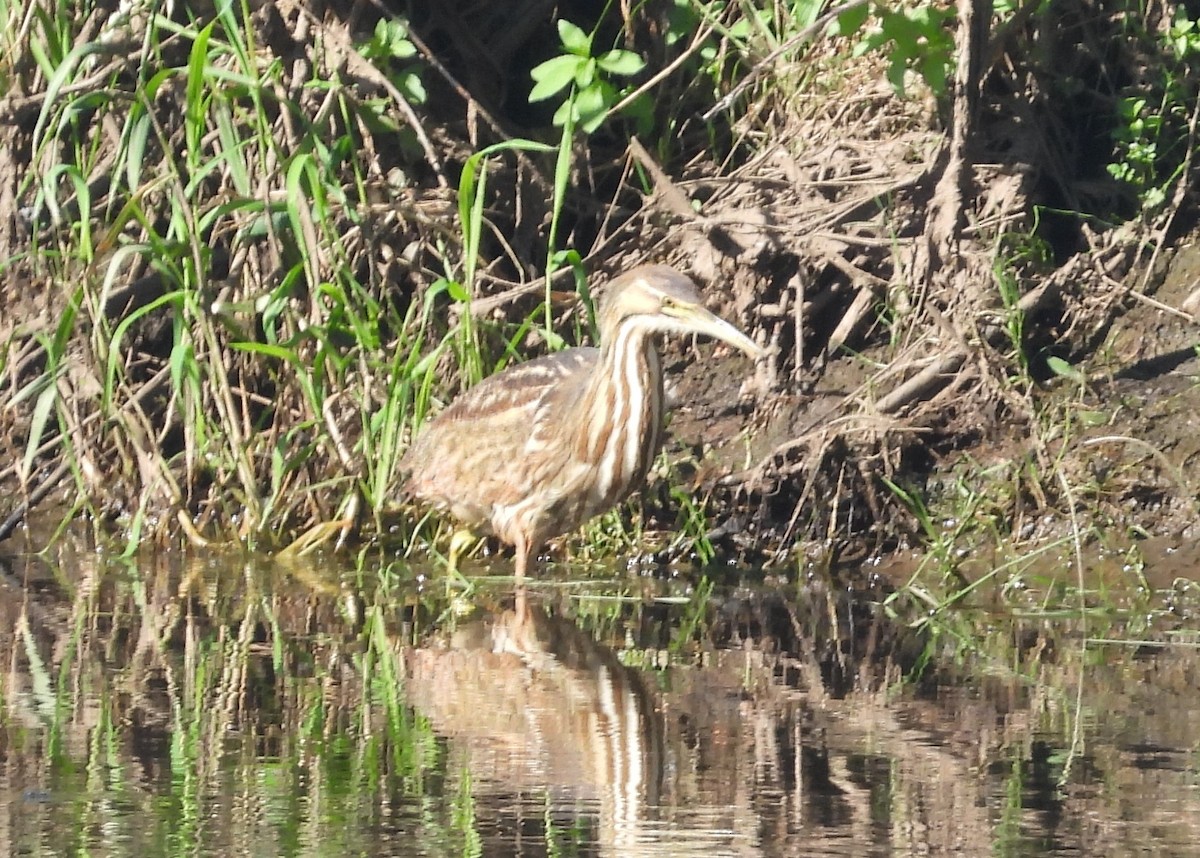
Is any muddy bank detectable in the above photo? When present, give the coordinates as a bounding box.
[0,1,1198,576]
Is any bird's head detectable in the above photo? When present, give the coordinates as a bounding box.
[598,265,763,359]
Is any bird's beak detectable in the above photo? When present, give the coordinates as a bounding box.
[674,303,765,360]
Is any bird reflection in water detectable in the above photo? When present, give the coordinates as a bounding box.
[403,595,665,855]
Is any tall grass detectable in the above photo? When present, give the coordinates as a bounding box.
[2,2,553,548]
[1,0,683,558]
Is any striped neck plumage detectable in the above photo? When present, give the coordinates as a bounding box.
[578,317,665,503]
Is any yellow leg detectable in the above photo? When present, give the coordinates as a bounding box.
[446,529,477,575]
[440,530,481,612]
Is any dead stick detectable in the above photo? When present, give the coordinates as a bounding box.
[874,352,968,415]
[0,460,71,544]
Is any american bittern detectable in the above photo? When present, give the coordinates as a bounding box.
[403,265,762,578]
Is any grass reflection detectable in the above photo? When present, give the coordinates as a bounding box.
[0,546,1197,856]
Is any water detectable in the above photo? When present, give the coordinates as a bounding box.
[0,544,1197,856]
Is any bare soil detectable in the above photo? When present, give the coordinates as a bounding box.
[660,232,1200,562]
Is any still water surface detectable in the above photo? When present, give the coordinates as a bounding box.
[0,545,1197,856]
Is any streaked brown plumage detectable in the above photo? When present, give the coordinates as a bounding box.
[402,265,762,578]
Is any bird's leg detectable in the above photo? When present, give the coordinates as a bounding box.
[445,529,476,591]
[512,534,531,625]
[513,532,530,581]
[447,529,477,571]
[514,583,528,626]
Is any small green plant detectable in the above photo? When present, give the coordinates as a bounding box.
[1108,95,1169,209]
[528,18,644,334]
[833,3,955,97]
[992,229,1047,382]
[1107,7,1200,210]
[578,502,646,567]
[436,137,557,384]
[666,0,826,81]
[882,476,969,597]
[528,19,645,133]
[994,262,1029,382]
[357,18,426,104]
[669,485,716,565]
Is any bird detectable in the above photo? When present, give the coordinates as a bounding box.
[402,264,763,579]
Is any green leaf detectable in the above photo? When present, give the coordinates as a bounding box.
[580,108,609,134]
[31,41,96,148]
[792,0,825,28]
[574,57,597,89]
[21,383,57,484]
[886,57,907,95]
[363,20,417,60]
[1046,356,1085,383]
[125,110,151,191]
[185,22,215,163]
[391,39,417,60]
[596,49,644,76]
[921,54,947,96]
[530,54,581,101]
[831,3,870,37]
[387,24,417,59]
[576,84,609,133]
[557,19,591,55]
[910,6,938,26]
[401,71,426,104]
[728,18,752,40]
[230,341,297,362]
[552,98,574,127]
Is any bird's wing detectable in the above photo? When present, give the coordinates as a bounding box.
[402,348,598,515]
[432,348,597,427]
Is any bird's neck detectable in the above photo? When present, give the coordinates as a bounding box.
[575,322,664,504]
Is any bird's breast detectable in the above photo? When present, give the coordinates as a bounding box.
[576,328,664,511]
